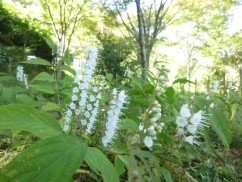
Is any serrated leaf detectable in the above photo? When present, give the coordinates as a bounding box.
[1,135,87,182]
[85,147,119,182]
[208,108,232,148]
[30,84,55,94]
[20,58,52,66]
[32,72,55,82]
[0,104,61,138]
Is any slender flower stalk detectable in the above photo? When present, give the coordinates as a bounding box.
[102,89,128,147]
[62,46,98,132]
[138,100,164,149]
[16,65,29,89]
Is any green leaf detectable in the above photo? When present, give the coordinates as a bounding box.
[131,77,144,93]
[160,167,173,182]
[117,155,130,168]
[173,78,194,85]
[20,58,52,66]
[0,104,62,138]
[114,156,125,176]
[165,87,175,104]
[208,108,232,148]
[131,98,150,107]
[194,96,208,110]
[119,118,139,132]
[106,73,113,83]
[30,84,55,94]
[61,65,76,76]
[16,94,39,107]
[1,87,16,104]
[1,135,87,182]
[85,147,119,182]
[0,75,14,81]
[41,102,60,112]
[45,38,57,52]
[32,72,55,82]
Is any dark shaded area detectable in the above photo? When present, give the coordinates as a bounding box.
[0,1,52,73]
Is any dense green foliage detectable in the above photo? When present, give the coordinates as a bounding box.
[0,0,242,182]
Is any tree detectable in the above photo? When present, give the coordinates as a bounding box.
[108,0,174,69]
[41,0,89,79]
[96,33,132,78]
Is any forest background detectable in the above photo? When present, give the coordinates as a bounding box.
[0,0,242,181]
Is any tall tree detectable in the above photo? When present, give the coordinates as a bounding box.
[110,0,174,69]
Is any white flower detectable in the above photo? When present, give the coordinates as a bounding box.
[139,123,144,131]
[176,116,188,127]
[81,119,87,125]
[93,86,99,92]
[65,116,71,123]
[75,109,81,115]
[66,109,72,117]
[144,136,153,148]
[74,77,80,83]
[96,93,102,99]
[185,135,198,145]
[102,89,128,147]
[79,98,86,107]
[89,95,96,102]
[80,90,88,98]
[63,124,69,132]
[187,124,197,134]
[72,95,78,101]
[84,111,90,118]
[209,103,215,108]
[87,104,93,111]
[190,110,203,126]
[70,102,76,110]
[72,87,79,93]
[180,104,191,118]
[206,95,210,100]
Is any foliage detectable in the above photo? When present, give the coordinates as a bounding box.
[0,1,52,73]
[96,33,132,78]
[0,0,242,181]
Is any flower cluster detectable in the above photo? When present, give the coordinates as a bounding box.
[102,89,128,147]
[16,65,28,89]
[176,104,209,145]
[139,100,164,149]
[63,47,99,132]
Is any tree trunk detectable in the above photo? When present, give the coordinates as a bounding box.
[240,66,242,97]
[207,75,210,93]
[135,0,148,69]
